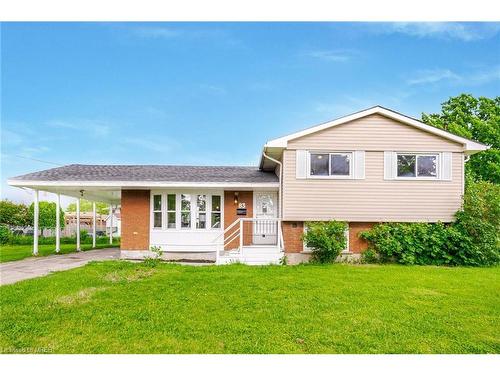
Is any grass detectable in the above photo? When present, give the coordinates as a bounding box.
[0,262,498,354]
[0,242,120,263]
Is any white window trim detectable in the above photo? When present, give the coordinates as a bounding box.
[307,151,354,179]
[151,194,163,230]
[394,152,441,181]
[150,190,224,232]
[166,193,176,229]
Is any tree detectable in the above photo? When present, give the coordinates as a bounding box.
[29,201,65,229]
[0,200,31,227]
[421,94,500,184]
[66,199,109,215]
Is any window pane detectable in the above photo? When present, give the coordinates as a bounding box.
[417,155,437,177]
[197,213,206,229]
[211,213,221,228]
[154,212,162,228]
[310,153,329,176]
[397,155,416,177]
[330,154,350,175]
[153,195,162,211]
[181,212,191,228]
[181,194,191,211]
[167,212,176,229]
[167,194,176,211]
[212,195,221,212]
[197,195,206,212]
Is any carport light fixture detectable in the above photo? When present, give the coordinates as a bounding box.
[80,190,85,197]
[234,192,239,205]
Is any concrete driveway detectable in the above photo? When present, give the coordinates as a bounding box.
[0,248,120,286]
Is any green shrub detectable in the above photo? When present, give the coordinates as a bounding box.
[302,221,347,263]
[0,225,10,245]
[361,248,379,264]
[453,181,500,266]
[360,181,500,266]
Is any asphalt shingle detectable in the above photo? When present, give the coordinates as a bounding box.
[10,164,278,183]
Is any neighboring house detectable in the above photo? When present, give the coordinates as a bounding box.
[105,210,121,236]
[64,212,107,236]
[8,106,488,264]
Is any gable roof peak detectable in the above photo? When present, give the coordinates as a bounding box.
[263,105,488,154]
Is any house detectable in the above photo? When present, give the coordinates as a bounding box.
[105,209,121,237]
[65,212,107,237]
[8,106,488,264]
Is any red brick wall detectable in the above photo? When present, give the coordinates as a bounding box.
[282,221,304,253]
[348,222,374,253]
[121,190,150,250]
[224,191,253,248]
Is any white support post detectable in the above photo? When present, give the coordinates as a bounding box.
[109,204,113,245]
[239,219,243,252]
[76,198,81,251]
[277,219,281,252]
[92,202,96,249]
[33,189,39,256]
[55,193,61,253]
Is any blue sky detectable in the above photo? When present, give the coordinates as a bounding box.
[1,22,499,205]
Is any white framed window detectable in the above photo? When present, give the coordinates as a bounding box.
[166,194,176,229]
[211,195,222,229]
[196,195,207,229]
[309,152,353,178]
[396,153,439,179]
[180,194,191,229]
[153,194,162,229]
[151,192,224,231]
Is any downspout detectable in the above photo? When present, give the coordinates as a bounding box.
[262,151,284,251]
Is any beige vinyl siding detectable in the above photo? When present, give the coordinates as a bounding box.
[288,114,464,152]
[283,152,464,223]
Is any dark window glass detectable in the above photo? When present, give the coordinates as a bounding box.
[153,195,161,211]
[211,213,221,228]
[330,154,350,175]
[212,195,221,212]
[154,212,162,228]
[417,155,437,177]
[167,212,176,229]
[310,153,329,175]
[397,155,416,177]
[167,194,176,211]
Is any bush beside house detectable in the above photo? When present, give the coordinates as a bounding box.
[360,181,500,266]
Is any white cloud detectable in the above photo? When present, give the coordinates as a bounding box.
[407,66,500,86]
[304,49,357,62]
[378,22,500,42]
[199,84,227,96]
[407,69,462,85]
[131,26,184,39]
[48,119,111,137]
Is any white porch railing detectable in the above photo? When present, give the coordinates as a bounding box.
[211,218,283,264]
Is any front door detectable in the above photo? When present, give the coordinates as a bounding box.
[253,191,278,245]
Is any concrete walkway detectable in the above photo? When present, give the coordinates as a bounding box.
[0,248,120,286]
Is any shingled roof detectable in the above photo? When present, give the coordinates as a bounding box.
[10,164,278,184]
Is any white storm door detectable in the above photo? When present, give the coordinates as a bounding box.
[253,192,278,245]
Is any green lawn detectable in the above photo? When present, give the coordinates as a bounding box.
[0,262,498,354]
[0,242,120,263]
